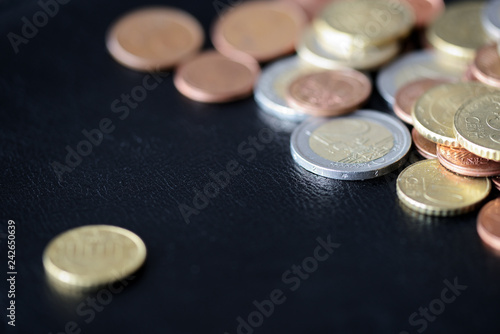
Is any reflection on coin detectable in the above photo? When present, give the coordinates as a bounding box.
[454,93,500,161]
[471,44,500,88]
[254,56,318,122]
[413,82,498,147]
[290,110,411,180]
[477,198,500,251]
[376,51,464,105]
[43,225,146,290]
[286,69,371,117]
[412,128,437,159]
[211,1,306,62]
[394,78,449,124]
[436,145,500,177]
[174,51,260,103]
[482,0,500,40]
[297,28,400,71]
[397,159,491,216]
[106,7,204,71]
[401,0,444,28]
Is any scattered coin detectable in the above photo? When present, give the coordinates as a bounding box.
[211,1,306,63]
[454,93,500,161]
[401,0,444,28]
[43,225,147,290]
[397,159,491,216]
[106,7,204,71]
[471,44,500,88]
[412,128,437,159]
[477,198,500,251]
[436,145,500,177]
[286,69,371,117]
[290,110,411,180]
[174,51,260,103]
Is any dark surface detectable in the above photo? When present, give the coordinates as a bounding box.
[1,0,499,333]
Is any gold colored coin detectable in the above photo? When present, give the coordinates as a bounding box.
[412,82,498,147]
[397,159,491,216]
[426,2,490,64]
[314,0,414,48]
[454,93,500,161]
[43,225,146,290]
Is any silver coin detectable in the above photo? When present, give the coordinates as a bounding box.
[376,51,464,106]
[482,0,500,40]
[290,110,411,180]
[254,56,316,122]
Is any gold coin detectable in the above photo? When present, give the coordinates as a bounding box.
[454,93,500,161]
[43,225,146,290]
[412,82,498,147]
[426,2,490,64]
[314,0,414,48]
[397,159,491,216]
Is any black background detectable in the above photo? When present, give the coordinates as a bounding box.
[1,0,499,333]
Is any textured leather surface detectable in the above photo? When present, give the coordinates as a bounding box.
[1,0,500,333]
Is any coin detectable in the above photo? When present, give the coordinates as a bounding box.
[493,177,500,191]
[477,198,500,251]
[286,69,371,117]
[284,0,331,19]
[482,0,500,40]
[400,0,444,28]
[394,78,449,124]
[43,225,146,289]
[314,0,414,48]
[412,128,437,159]
[211,1,306,63]
[412,82,498,147]
[290,110,411,180]
[471,44,500,88]
[397,159,491,216]
[174,51,260,103]
[454,93,500,161]
[376,51,464,105]
[106,7,204,71]
[463,64,478,82]
[297,27,400,71]
[426,2,490,65]
[436,145,500,177]
[254,56,318,122]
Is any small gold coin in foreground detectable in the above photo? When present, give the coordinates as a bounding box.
[397,159,491,216]
[454,93,500,161]
[43,225,146,290]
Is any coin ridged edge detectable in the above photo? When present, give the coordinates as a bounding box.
[454,126,500,162]
[411,106,460,147]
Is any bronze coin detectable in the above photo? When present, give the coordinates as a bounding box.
[286,69,372,117]
[106,7,204,71]
[471,44,500,88]
[394,78,449,124]
[412,128,437,159]
[401,0,444,28]
[437,145,500,177]
[462,64,478,82]
[174,51,260,103]
[211,1,306,63]
[477,199,500,251]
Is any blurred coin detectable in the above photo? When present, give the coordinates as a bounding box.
[43,225,146,290]
[482,0,500,40]
[477,198,500,251]
[284,0,332,20]
[211,1,306,62]
[290,110,411,180]
[493,177,500,191]
[394,78,449,124]
[412,128,437,159]
[174,51,260,103]
[397,159,491,216]
[454,93,500,161]
[286,69,371,117]
[254,56,317,122]
[401,0,444,28]
[436,145,500,177]
[377,51,463,105]
[106,7,204,71]
[412,82,497,147]
[471,44,500,88]
[463,64,478,82]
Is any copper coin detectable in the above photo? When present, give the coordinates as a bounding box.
[493,177,500,191]
[412,128,437,159]
[477,199,500,251]
[471,44,500,88]
[394,78,449,125]
[211,1,306,63]
[401,0,444,28]
[283,0,331,19]
[437,144,500,177]
[106,7,204,71]
[286,69,371,117]
[174,51,260,103]
[462,64,478,82]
